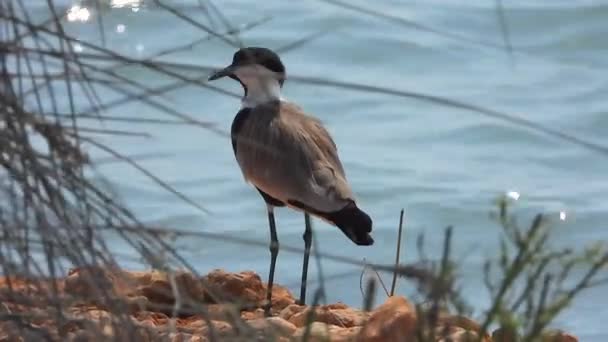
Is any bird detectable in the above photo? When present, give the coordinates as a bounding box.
[208,47,374,315]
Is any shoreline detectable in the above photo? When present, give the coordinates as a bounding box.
[0,266,577,341]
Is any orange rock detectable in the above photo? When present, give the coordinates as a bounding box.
[267,282,296,312]
[288,309,308,327]
[359,295,417,342]
[172,271,210,304]
[137,279,176,307]
[289,305,368,328]
[248,316,297,338]
[325,302,349,310]
[0,277,64,313]
[492,328,578,342]
[292,321,331,341]
[203,270,265,305]
[241,308,266,320]
[176,315,207,331]
[542,330,578,342]
[67,267,209,315]
[0,321,33,342]
[205,303,241,321]
[0,268,583,342]
[438,314,481,331]
[279,303,306,321]
[136,318,158,331]
[167,332,194,342]
[187,335,207,342]
[70,308,114,321]
[126,295,150,313]
[202,269,295,312]
[436,327,479,342]
[133,310,170,326]
[436,314,490,341]
[321,308,368,327]
[67,329,100,342]
[266,316,298,336]
[196,320,234,339]
[64,266,123,298]
[293,322,361,342]
[60,308,116,336]
[135,270,209,315]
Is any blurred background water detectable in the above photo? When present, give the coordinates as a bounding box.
[25,0,608,339]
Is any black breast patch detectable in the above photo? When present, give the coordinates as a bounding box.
[230,107,252,154]
[230,107,285,207]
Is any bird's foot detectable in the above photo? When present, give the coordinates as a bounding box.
[263,302,272,317]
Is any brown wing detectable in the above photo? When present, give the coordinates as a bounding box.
[234,100,354,213]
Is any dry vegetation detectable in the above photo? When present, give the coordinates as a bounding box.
[1,0,607,341]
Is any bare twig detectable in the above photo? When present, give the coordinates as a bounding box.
[390,209,405,296]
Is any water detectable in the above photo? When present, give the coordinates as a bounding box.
[25,0,608,339]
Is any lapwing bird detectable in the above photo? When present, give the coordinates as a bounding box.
[208,47,374,315]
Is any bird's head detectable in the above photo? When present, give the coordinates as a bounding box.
[208,47,286,99]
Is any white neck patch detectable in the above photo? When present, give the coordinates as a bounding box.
[233,64,284,108]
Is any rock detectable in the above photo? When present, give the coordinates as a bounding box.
[71,308,115,321]
[126,295,150,313]
[186,336,207,342]
[196,320,234,339]
[289,305,367,328]
[266,316,298,336]
[67,330,104,342]
[167,332,193,342]
[0,268,582,342]
[66,267,211,316]
[0,321,27,342]
[288,308,312,327]
[202,269,295,312]
[136,318,158,332]
[133,311,170,326]
[359,296,417,342]
[438,314,481,332]
[62,304,165,342]
[542,330,578,342]
[437,314,490,341]
[133,311,174,335]
[135,270,208,315]
[293,322,360,342]
[176,315,207,332]
[203,270,265,305]
[436,327,479,342]
[65,266,124,300]
[293,322,331,341]
[325,302,349,310]
[61,308,116,336]
[121,325,158,342]
[279,304,306,321]
[319,308,367,327]
[205,303,241,322]
[267,282,296,311]
[241,308,265,320]
[492,328,578,342]
[248,316,297,339]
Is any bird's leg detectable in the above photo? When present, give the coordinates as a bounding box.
[265,205,279,317]
[299,213,312,305]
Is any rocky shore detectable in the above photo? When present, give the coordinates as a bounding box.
[0,267,578,341]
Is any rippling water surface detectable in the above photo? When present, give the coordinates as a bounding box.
[27,0,608,339]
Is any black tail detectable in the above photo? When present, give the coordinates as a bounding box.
[326,202,374,246]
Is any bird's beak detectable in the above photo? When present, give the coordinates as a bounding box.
[208,65,235,81]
